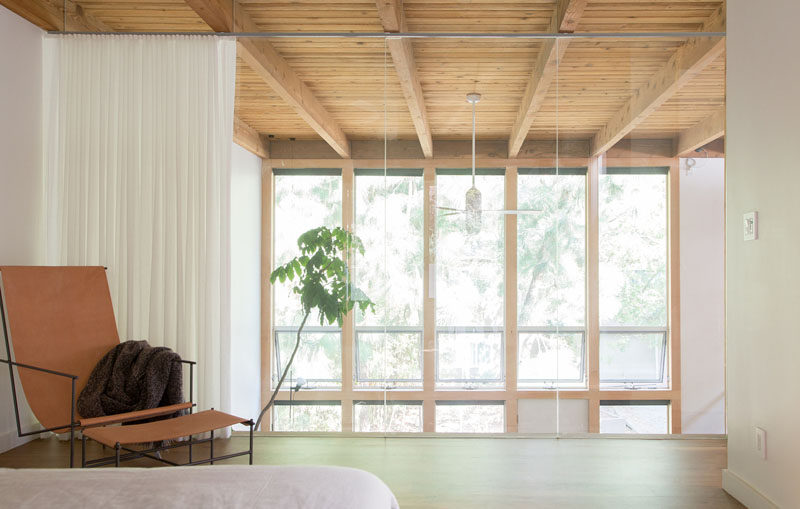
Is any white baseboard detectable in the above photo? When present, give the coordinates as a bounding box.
[722,469,779,509]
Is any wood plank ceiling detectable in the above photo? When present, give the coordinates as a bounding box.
[1,0,726,158]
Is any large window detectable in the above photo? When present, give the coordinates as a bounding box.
[272,170,342,395]
[599,168,668,388]
[435,170,505,389]
[354,170,424,389]
[517,168,587,388]
[268,164,676,434]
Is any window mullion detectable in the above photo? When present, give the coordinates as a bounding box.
[504,165,518,432]
[587,155,602,433]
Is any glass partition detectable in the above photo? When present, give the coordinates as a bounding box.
[258,30,724,437]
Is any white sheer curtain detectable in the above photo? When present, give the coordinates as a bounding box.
[42,35,237,421]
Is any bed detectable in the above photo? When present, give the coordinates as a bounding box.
[0,465,400,508]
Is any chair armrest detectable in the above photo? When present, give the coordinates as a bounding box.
[0,358,78,379]
[80,402,193,428]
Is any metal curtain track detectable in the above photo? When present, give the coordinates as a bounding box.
[48,31,726,38]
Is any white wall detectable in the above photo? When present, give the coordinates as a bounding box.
[0,6,44,453]
[725,0,800,507]
[680,158,726,434]
[229,143,262,427]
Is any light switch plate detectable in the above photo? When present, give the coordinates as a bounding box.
[755,427,767,460]
[743,211,758,241]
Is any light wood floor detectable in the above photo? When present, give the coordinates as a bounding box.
[0,435,742,508]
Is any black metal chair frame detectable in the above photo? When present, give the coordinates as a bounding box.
[0,282,253,468]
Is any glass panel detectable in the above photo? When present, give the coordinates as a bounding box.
[355,332,423,389]
[435,172,505,327]
[517,171,586,327]
[435,403,505,433]
[273,174,342,327]
[353,402,423,432]
[272,402,342,432]
[599,402,669,434]
[274,331,341,389]
[518,399,589,433]
[354,173,424,327]
[599,332,667,385]
[599,172,667,327]
[518,332,585,388]
[436,332,503,388]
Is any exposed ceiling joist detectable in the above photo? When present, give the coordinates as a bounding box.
[375,0,403,32]
[557,0,588,33]
[508,0,587,157]
[591,6,726,156]
[675,106,725,156]
[376,0,433,158]
[0,0,110,31]
[234,116,269,158]
[185,0,351,158]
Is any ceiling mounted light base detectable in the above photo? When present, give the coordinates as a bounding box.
[466,93,482,104]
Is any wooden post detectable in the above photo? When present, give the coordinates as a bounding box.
[422,165,437,432]
[587,155,601,433]
[341,162,355,432]
[668,158,682,434]
[504,166,519,432]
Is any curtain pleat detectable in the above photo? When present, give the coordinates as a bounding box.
[43,34,236,426]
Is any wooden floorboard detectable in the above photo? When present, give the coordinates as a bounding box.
[0,436,743,508]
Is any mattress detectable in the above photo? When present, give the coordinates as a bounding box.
[0,464,400,509]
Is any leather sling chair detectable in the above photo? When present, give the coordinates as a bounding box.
[0,266,253,468]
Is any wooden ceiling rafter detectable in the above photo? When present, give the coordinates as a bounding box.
[234,116,269,158]
[508,0,587,158]
[675,105,725,157]
[377,0,433,158]
[185,0,351,158]
[590,5,726,156]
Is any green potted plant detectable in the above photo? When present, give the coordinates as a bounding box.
[254,226,374,429]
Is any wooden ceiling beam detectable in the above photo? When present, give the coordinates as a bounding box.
[234,116,269,159]
[377,1,433,158]
[185,0,351,158]
[591,6,726,156]
[675,106,725,157]
[0,0,111,31]
[556,0,588,33]
[508,0,587,157]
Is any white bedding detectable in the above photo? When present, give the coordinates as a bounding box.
[0,465,400,509]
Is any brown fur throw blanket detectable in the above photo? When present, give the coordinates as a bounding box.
[77,340,184,422]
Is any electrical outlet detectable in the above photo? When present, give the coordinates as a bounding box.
[755,427,767,460]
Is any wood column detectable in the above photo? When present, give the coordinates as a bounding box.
[422,165,437,432]
[341,162,355,431]
[668,158,682,434]
[587,155,601,433]
[504,166,519,432]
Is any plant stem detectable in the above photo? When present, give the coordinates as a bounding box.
[254,310,311,430]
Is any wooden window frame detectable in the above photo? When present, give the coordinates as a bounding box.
[259,153,681,434]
